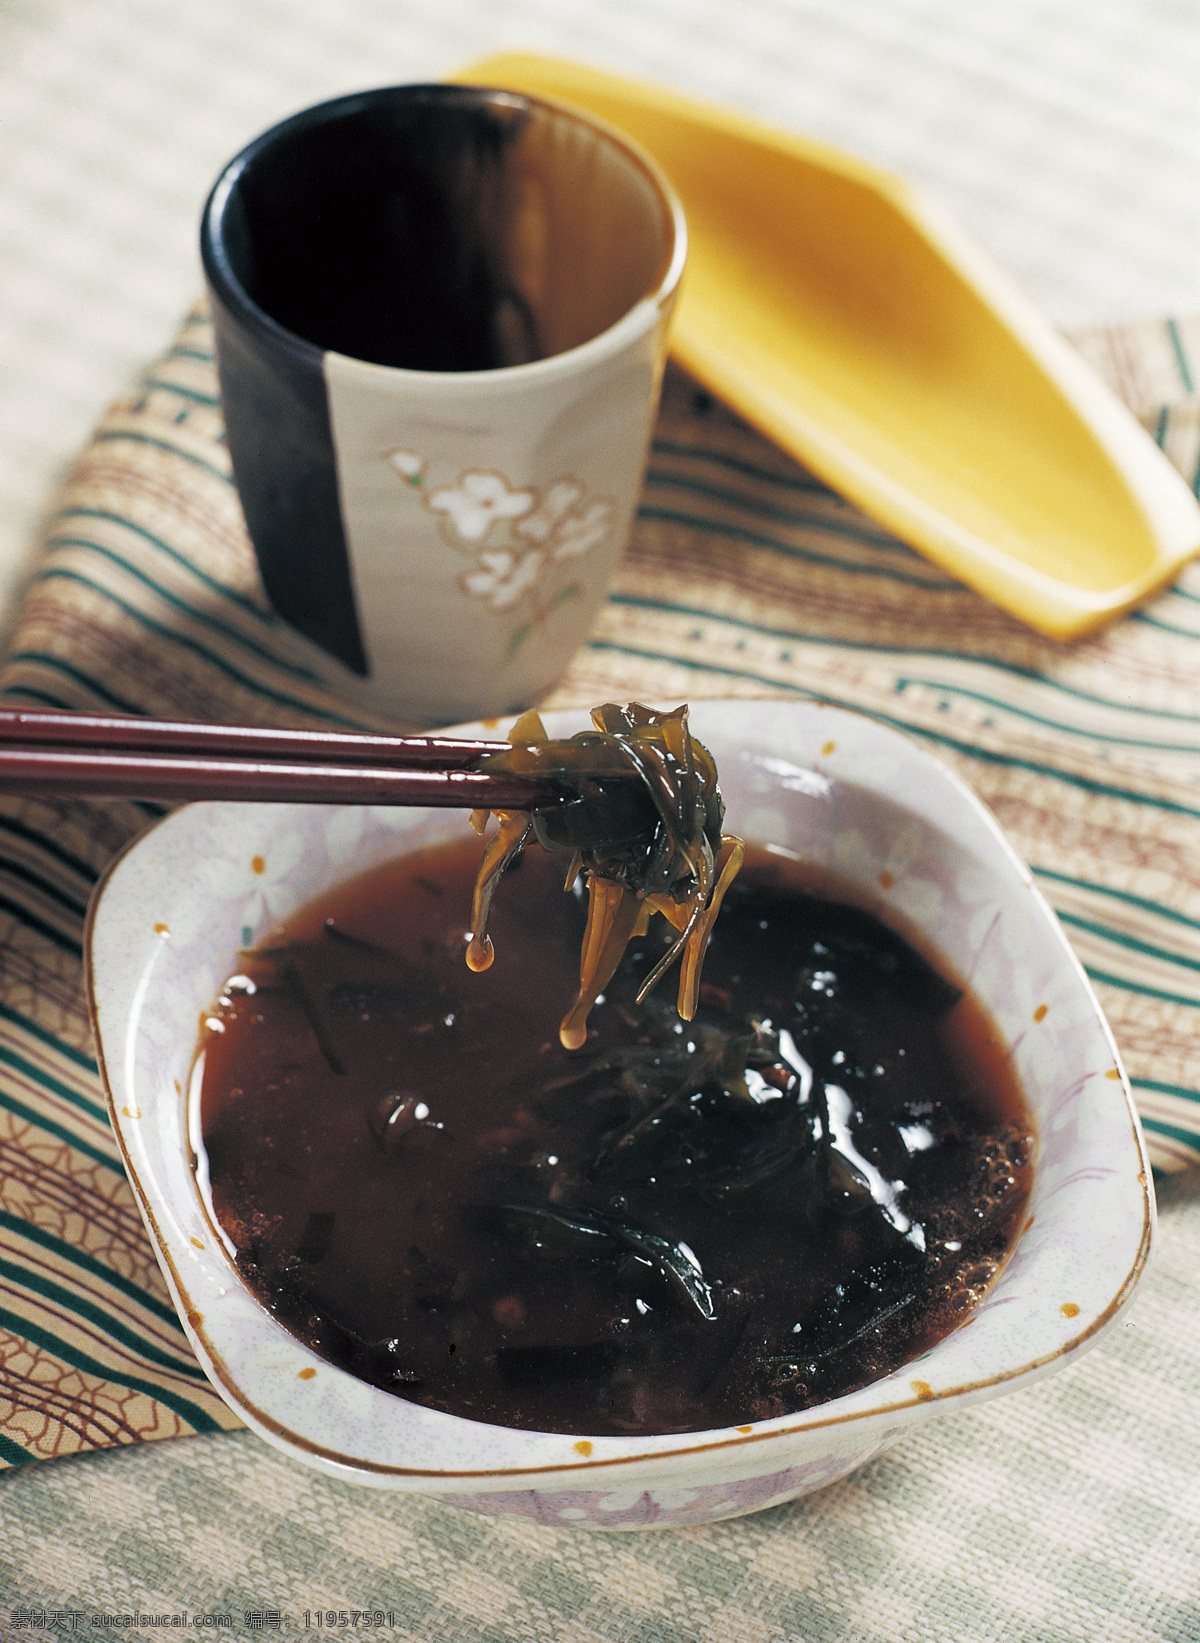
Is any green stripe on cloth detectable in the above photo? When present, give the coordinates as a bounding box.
[0,999,99,1072]
[56,505,281,620]
[91,427,235,487]
[0,889,84,955]
[606,588,1200,722]
[0,1089,128,1173]
[1136,1114,1200,1169]
[1054,911,1200,978]
[637,504,963,588]
[0,1211,180,1329]
[0,854,91,921]
[0,301,1197,1475]
[1166,317,1196,393]
[0,1256,208,1378]
[0,1043,109,1125]
[0,1304,226,1435]
[1079,967,1200,1010]
[1,653,154,714]
[892,677,1200,752]
[0,1429,33,1466]
[590,630,1200,820]
[136,377,221,408]
[45,533,319,678]
[34,565,320,703]
[0,808,102,882]
[1032,867,1200,935]
[643,468,927,559]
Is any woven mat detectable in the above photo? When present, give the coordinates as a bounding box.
[0,305,1198,1475]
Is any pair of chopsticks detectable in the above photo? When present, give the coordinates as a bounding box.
[0,708,570,810]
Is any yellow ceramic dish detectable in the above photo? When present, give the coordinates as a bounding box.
[456,53,1200,639]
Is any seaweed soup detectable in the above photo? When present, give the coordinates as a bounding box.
[193,836,1034,1437]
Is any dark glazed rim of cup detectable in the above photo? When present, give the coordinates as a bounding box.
[200,81,687,381]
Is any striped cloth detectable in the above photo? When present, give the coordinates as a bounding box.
[0,304,1197,1469]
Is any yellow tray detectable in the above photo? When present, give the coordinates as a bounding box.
[456,53,1200,639]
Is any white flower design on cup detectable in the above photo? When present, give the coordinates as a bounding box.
[547,501,614,561]
[386,449,426,486]
[384,452,616,654]
[426,470,537,544]
[461,547,547,611]
[515,479,614,562]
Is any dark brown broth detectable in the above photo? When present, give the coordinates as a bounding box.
[194,836,1034,1435]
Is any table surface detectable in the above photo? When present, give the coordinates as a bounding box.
[2,2,1200,1638]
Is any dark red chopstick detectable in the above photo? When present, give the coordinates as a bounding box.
[0,707,564,809]
[0,707,511,765]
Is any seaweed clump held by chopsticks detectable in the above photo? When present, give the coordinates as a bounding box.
[465,703,745,1050]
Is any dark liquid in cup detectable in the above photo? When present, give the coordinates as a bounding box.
[218,92,669,372]
[232,100,542,370]
[195,837,1034,1435]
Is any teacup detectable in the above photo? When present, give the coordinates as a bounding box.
[201,84,685,726]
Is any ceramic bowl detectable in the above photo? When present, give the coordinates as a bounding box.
[86,700,1153,1529]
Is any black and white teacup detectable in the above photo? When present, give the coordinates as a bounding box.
[201,83,685,726]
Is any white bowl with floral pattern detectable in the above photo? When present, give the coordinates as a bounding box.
[86,700,1153,1529]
